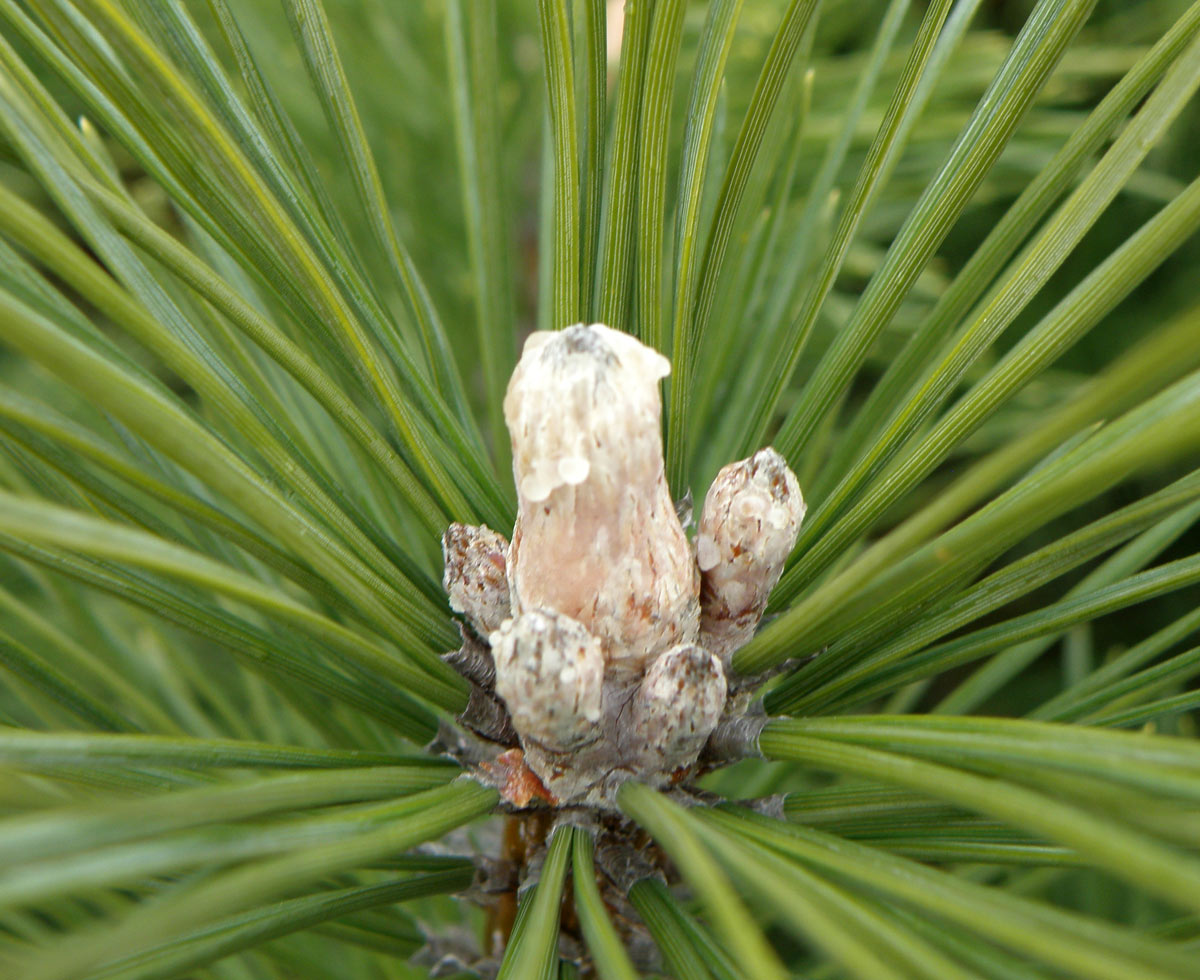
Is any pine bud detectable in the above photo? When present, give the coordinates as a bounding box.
[442,523,512,636]
[697,448,805,662]
[490,610,604,752]
[628,644,727,773]
[504,324,699,678]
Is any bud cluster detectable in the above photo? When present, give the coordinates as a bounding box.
[443,324,805,806]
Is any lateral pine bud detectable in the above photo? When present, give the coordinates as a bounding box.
[491,610,604,752]
[697,448,806,662]
[629,644,727,773]
[442,523,511,637]
[442,324,805,806]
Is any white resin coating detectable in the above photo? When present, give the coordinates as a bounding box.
[505,324,699,678]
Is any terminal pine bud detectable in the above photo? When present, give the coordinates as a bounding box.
[504,323,699,680]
